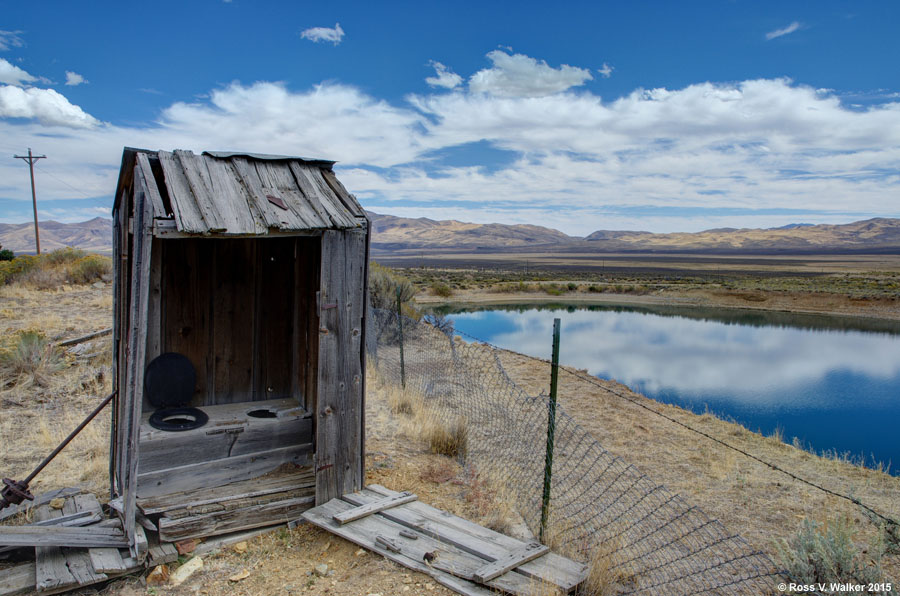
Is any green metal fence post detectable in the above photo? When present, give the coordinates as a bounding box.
[540,317,561,543]
[397,288,406,389]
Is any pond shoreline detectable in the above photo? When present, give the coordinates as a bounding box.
[415,287,900,322]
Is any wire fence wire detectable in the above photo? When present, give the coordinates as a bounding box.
[368,307,782,595]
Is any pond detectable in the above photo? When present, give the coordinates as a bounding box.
[434,302,900,474]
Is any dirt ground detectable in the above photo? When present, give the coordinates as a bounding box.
[0,283,511,596]
[2,281,899,594]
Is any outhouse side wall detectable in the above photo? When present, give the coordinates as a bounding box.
[315,228,369,504]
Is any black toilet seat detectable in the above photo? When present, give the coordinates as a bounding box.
[148,407,210,432]
[145,353,208,432]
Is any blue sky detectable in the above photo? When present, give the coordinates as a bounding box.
[1,1,899,234]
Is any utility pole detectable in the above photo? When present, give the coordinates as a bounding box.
[14,148,47,255]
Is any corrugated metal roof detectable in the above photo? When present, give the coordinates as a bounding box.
[128,149,365,235]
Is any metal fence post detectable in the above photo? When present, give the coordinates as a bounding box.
[540,317,561,543]
[397,289,406,389]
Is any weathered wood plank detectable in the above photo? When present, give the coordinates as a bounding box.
[230,158,306,230]
[138,398,311,472]
[137,444,312,498]
[35,546,75,594]
[289,163,355,229]
[333,492,417,525]
[210,239,255,402]
[157,151,207,233]
[202,156,264,235]
[144,237,163,380]
[123,171,155,554]
[0,562,34,596]
[158,495,315,542]
[174,150,226,232]
[320,168,365,217]
[260,162,326,229]
[256,238,296,400]
[316,229,366,504]
[296,236,320,413]
[62,549,107,586]
[137,466,314,515]
[0,488,80,522]
[148,542,178,566]
[472,542,548,583]
[355,485,586,591]
[88,548,127,574]
[0,526,129,548]
[161,239,211,406]
[136,152,166,219]
[304,498,521,595]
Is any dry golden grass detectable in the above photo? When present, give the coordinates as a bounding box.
[495,347,900,580]
[0,282,113,501]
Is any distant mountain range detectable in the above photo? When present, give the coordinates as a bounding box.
[370,213,900,254]
[0,217,112,255]
[3,213,900,256]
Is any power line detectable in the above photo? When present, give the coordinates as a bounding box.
[13,148,47,254]
[33,162,96,199]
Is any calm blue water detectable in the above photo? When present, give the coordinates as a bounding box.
[437,303,900,474]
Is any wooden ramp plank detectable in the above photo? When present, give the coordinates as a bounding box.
[333,492,417,525]
[354,485,586,592]
[61,549,106,586]
[304,497,537,595]
[303,499,495,596]
[89,548,128,574]
[472,542,548,583]
[0,526,129,548]
[33,499,77,594]
[0,562,35,596]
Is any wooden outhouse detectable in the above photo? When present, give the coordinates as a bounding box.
[110,148,368,550]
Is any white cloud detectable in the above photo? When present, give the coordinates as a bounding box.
[300,23,345,45]
[0,30,25,52]
[597,62,614,78]
[0,85,101,128]
[0,58,36,86]
[425,61,462,89]
[468,50,593,97]
[766,21,802,41]
[64,71,86,86]
[1,63,899,234]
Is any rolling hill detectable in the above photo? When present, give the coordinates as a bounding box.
[2,213,899,256]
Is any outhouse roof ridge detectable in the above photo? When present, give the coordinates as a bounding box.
[115,147,366,236]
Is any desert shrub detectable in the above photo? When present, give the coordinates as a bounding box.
[430,281,453,298]
[0,254,39,285]
[425,415,468,460]
[43,247,85,265]
[588,284,602,293]
[0,330,65,388]
[545,284,565,296]
[369,261,415,311]
[567,282,578,291]
[776,517,889,593]
[20,266,66,290]
[65,255,112,284]
[0,248,14,261]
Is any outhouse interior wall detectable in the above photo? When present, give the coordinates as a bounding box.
[142,235,321,412]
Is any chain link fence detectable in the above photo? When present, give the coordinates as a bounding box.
[368,307,781,595]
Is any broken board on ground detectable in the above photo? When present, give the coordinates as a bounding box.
[0,491,142,595]
[302,484,587,596]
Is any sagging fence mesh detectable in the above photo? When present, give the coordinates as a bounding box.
[368,307,781,595]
